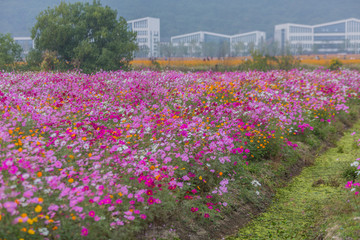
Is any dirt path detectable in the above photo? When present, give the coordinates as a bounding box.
[228,121,360,240]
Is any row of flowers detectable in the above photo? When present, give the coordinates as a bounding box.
[0,69,359,238]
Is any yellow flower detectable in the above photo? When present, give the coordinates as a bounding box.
[68,178,74,183]
[35,205,42,213]
[27,219,34,225]
[28,229,35,234]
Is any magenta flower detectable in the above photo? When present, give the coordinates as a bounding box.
[147,197,154,205]
[81,227,88,236]
[204,213,210,218]
[140,214,147,219]
[191,207,198,212]
[89,211,95,217]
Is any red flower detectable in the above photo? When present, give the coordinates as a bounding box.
[191,207,198,212]
[147,197,154,205]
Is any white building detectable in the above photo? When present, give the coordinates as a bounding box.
[275,18,360,54]
[171,31,231,57]
[13,37,34,58]
[230,31,266,56]
[127,17,160,58]
[171,31,230,46]
[171,31,266,57]
[274,23,313,54]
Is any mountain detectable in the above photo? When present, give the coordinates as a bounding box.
[1,0,359,41]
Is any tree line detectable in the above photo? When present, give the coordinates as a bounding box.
[0,0,137,73]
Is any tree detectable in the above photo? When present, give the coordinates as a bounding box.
[31,0,137,72]
[135,45,150,58]
[232,41,246,57]
[160,42,176,60]
[0,33,22,68]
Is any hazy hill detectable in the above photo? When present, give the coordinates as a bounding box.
[1,0,359,41]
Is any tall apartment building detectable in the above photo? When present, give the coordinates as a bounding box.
[275,18,360,54]
[127,17,160,58]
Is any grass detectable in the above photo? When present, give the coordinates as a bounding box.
[227,118,360,240]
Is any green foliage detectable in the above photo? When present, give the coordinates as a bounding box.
[25,48,43,68]
[40,50,58,71]
[237,50,300,72]
[31,0,137,72]
[277,55,300,71]
[342,166,358,182]
[328,58,343,71]
[0,33,22,69]
[151,59,161,70]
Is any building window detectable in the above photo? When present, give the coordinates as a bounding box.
[137,38,148,43]
[134,20,148,29]
[314,35,346,41]
[314,22,346,33]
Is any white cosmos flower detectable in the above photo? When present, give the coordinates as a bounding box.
[39,227,49,236]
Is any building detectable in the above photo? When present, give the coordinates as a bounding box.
[171,31,230,46]
[127,17,160,58]
[171,31,230,57]
[170,30,266,57]
[13,37,34,58]
[230,31,266,56]
[274,23,313,54]
[275,18,360,54]
[314,18,360,54]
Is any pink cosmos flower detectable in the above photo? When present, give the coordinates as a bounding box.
[147,197,154,205]
[81,227,88,236]
[89,211,95,217]
[23,190,33,198]
[191,207,198,212]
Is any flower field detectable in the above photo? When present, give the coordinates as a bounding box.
[1,69,360,239]
[131,55,360,68]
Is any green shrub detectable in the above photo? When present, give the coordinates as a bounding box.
[329,58,343,71]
